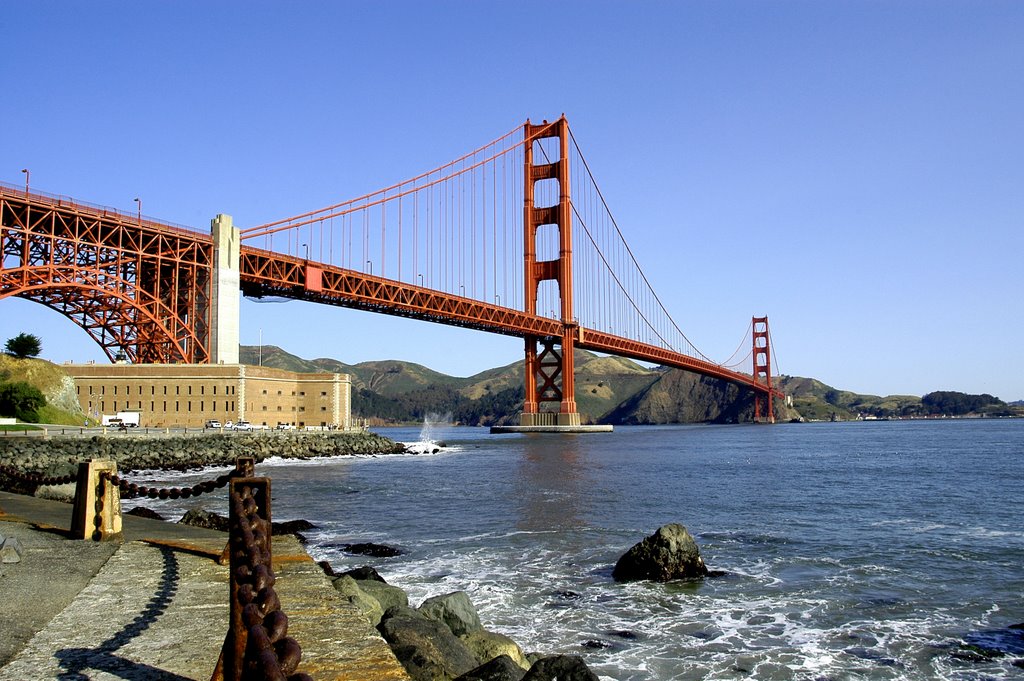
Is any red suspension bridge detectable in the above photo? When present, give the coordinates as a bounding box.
[1,116,783,424]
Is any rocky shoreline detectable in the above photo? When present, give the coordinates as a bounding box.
[0,430,406,480]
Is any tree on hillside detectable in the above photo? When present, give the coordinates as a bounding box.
[0,381,47,422]
[921,390,1003,415]
[4,332,42,359]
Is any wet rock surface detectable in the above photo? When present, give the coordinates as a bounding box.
[612,523,710,582]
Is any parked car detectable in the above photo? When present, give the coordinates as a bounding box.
[231,421,253,431]
[204,420,222,429]
[276,423,296,430]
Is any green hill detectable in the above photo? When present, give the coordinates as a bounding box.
[0,355,88,425]
[238,345,1022,424]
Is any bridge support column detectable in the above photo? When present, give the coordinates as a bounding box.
[211,214,240,364]
[753,316,775,424]
[519,117,580,427]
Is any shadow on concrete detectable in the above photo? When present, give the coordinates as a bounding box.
[54,546,192,681]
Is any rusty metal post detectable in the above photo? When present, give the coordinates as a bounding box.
[234,456,255,477]
[70,459,122,541]
[216,477,272,681]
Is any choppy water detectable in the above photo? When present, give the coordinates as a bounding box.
[130,420,1024,680]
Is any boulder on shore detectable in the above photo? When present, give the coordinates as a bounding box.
[612,523,709,583]
[420,591,483,637]
[378,606,479,681]
[522,655,599,681]
[454,655,526,681]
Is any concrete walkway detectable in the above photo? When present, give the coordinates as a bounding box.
[0,491,410,680]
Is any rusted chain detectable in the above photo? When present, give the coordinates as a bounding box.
[105,455,255,500]
[0,463,77,487]
[102,469,239,500]
[224,480,312,681]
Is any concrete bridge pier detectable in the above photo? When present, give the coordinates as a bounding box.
[210,214,240,365]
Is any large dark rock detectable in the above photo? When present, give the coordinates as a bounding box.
[379,606,480,681]
[345,565,387,583]
[271,518,316,536]
[522,655,599,681]
[612,523,709,582]
[454,655,527,681]
[126,506,164,520]
[178,509,229,532]
[338,542,404,557]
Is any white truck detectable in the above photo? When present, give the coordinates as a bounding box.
[102,411,141,428]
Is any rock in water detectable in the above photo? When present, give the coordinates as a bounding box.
[178,509,229,532]
[612,523,709,583]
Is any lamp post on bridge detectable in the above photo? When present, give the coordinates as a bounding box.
[417,273,423,287]
[20,168,29,196]
[366,260,372,276]
[302,243,309,261]
[133,197,141,226]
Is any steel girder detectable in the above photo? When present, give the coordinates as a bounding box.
[0,188,212,363]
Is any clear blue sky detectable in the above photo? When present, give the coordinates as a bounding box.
[3,1,1022,401]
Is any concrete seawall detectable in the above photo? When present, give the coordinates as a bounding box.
[0,490,411,680]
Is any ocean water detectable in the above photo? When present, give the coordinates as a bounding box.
[130,420,1024,680]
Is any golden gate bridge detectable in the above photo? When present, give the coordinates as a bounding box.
[0,116,783,424]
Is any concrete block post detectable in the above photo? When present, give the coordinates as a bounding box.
[70,459,122,541]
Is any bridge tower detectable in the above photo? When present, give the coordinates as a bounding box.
[210,214,240,364]
[752,316,774,423]
[520,117,580,427]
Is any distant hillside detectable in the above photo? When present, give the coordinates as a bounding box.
[241,345,781,425]
[238,346,1022,424]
